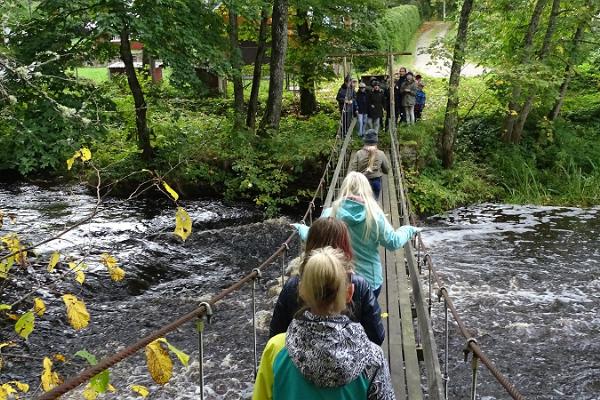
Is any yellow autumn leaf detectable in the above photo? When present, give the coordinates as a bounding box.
[83,384,98,400]
[381,312,389,319]
[107,384,116,392]
[109,266,125,282]
[101,254,125,281]
[75,270,85,285]
[131,385,149,398]
[33,298,46,317]
[145,339,173,385]
[53,354,66,362]
[41,357,62,392]
[6,381,29,393]
[2,235,26,265]
[66,156,77,170]
[0,342,15,350]
[0,383,15,397]
[174,207,192,241]
[15,311,34,339]
[162,181,179,201]
[62,294,90,330]
[100,253,117,268]
[80,147,92,161]
[0,259,11,280]
[48,252,60,272]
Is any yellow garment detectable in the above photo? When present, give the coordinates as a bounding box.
[252,333,286,400]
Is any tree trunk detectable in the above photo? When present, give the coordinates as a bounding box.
[549,21,586,120]
[259,0,288,132]
[246,8,269,130]
[502,0,548,143]
[513,0,561,138]
[297,10,318,116]
[440,0,474,169]
[119,26,153,161]
[228,7,244,128]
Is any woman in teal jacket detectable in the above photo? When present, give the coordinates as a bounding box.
[294,171,419,298]
[253,247,395,400]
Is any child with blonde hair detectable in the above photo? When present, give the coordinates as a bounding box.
[253,247,395,400]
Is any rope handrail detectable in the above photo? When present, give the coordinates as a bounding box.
[422,248,526,400]
[390,124,525,399]
[37,101,353,399]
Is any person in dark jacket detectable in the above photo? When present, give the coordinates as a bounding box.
[367,81,385,134]
[270,217,385,345]
[394,67,407,124]
[336,77,356,137]
[356,82,369,137]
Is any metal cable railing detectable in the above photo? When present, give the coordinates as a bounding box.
[389,119,525,399]
[37,89,357,400]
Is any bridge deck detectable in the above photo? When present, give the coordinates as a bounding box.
[378,153,423,400]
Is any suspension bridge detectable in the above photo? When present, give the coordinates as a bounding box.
[37,67,526,400]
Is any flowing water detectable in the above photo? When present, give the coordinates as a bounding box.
[425,204,600,399]
[1,185,599,399]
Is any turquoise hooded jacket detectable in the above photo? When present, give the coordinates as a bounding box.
[294,199,417,290]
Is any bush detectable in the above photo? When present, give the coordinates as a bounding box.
[354,5,421,70]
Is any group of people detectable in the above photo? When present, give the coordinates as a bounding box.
[337,67,427,137]
[253,168,421,399]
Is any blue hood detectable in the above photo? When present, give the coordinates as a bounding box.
[330,199,366,226]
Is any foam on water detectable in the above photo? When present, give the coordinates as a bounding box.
[425,204,600,399]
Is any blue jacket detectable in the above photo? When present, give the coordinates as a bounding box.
[416,89,426,105]
[269,273,385,345]
[295,199,417,289]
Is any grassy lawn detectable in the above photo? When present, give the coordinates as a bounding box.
[75,67,109,82]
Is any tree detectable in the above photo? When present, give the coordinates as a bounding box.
[287,0,386,116]
[2,0,228,164]
[501,0,548,143]
[549,1,597,120]
[511,0,561,139]
[246,7,270,130]
[260,0,289,131]
[440,0,475,168]
[119,24,153,161]
[227,4,245,129]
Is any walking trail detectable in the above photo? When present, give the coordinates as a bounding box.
[409,21,485,78]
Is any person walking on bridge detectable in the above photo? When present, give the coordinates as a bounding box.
[293,172,420,299]
[270,217,385,345]
[348,130,390,200]
[367,81,385,133]
[253,247,395,400]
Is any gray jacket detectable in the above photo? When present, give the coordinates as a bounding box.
[400,80,417,107]
[349,148,390,179]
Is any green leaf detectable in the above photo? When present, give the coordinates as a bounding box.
[75,349,98,365]
[15,311,35,339]
[90,370,110,393]
[0,304,12,311]
[76,349,110,393]
[158,338,190,367]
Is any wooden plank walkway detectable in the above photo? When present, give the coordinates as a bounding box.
[378,153,423,400]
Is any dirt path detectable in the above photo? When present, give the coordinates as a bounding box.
[408,21,485,78]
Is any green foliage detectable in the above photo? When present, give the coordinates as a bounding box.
[407,160,498,214]
[355,5,421,70]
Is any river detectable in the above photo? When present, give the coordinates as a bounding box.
[1,186,598,399]
[426,204,600,399]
